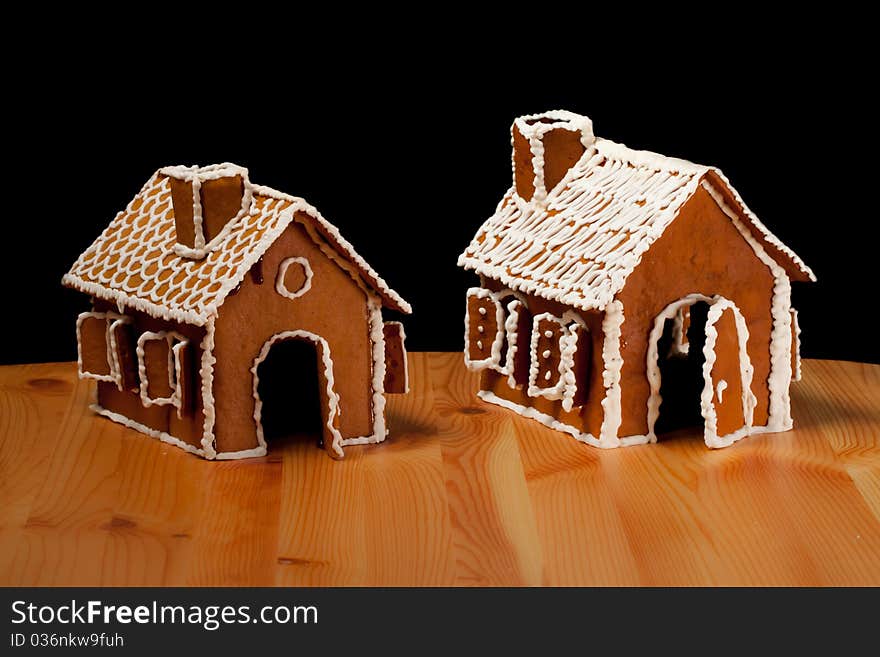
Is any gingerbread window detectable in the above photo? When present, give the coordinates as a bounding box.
[276,256,313,300]
[137,331,190,414]
[76,311,134,390]
[464,288,505,370]
[527,313,588,406]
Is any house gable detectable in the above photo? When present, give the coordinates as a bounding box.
[615,184,776,435]
[211,217,376,454]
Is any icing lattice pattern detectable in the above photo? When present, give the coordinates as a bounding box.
[459,138,815,312]
[63,173,410,325]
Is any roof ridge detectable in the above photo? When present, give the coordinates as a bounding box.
[595,138,708,175]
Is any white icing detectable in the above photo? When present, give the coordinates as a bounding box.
[251,330,344,458]
[478,307,487,316]
[252,185,411,314]
[199,317,218,458]
[67,168,407,462]
[503,299,523,388]
[62,173,411,329]
[598,300,625,447]
[700,299,757,449]
[477,390,652,449]
[791,309,802,382]
[646,294,715,442]
[464,287,505,371]
[75,311,130,388]
[702,180,794,432]
[91,403,209,458]
[525,310,587,411]
[275,256,314,300]
[349,294,391,446]
[136,330,189,413]
[716,379,728,404]
[512,110,596,207]
[527,313,566,401]
[106,317,134,391]
[460,118,814,315]
[162,163,255,260]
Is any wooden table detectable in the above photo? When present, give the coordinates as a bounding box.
[1,355,878,586]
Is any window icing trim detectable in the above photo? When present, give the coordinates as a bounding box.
[136,330,189,415]
[527,311,588,409]
[464,287,505,371]
[76,311,131,389]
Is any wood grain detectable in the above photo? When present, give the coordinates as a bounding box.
[1,356,878,586]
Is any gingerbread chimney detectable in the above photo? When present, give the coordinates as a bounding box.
[512,111,595,204]
[163,163,253,259]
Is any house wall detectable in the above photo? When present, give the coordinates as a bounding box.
[614,184,776,438]
[211,213,375,454]
[92,300,207,450]
[478,279,608,439]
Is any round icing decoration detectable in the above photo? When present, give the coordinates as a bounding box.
[544,330,553,338]
[542,349,551,359]
[478,307,487,316]
[276,257,313,300]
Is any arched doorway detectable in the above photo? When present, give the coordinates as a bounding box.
[251,331,344,458]
[654,300,710,436]
[646,294,756,447]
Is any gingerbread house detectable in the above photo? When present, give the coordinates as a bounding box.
[458,111,814,448]
[63,163,411,460]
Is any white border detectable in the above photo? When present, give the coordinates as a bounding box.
[275,256,314,300]
[477,390,651,449]
[106,318,134,390]
[645,294,715,442]
[598,300,625,448]
[503,299,524,388]
[136,330,189,413]
[76,311,130,389]
[791,309,802,382]
[339,295,389,448]
[464,288,505,371]
[700,299,758,448]
[199,317,218,458]
[251,329,343,459]
[526,312,586,404]
[92,403,207,458]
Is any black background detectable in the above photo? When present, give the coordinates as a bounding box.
[2,24,876,365]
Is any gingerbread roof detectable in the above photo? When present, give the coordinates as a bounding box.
[458,135,815,313]
[63,167,411,325]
